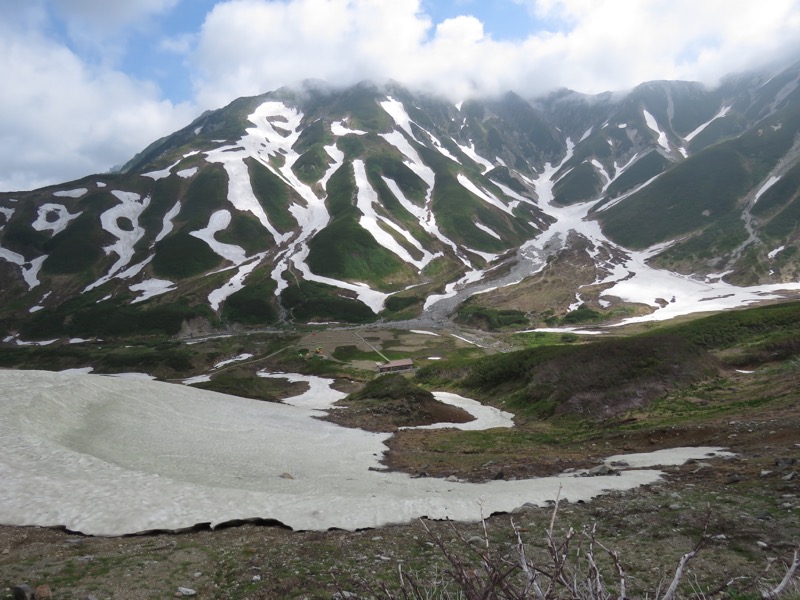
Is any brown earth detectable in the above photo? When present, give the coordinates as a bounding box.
[322,395,475,432]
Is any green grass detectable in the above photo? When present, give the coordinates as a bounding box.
[417,334,718,419]
[180,165,229,230]
[560,304,605,324]
[648,301,800,352]
[0,340,195,378]
[42,211,109,275]
[456,303,529,330]
[553,161,601,204]
[19,296,214,339]
[419,145,535,252]
[153,231,223,279]
[347,373,433,402]
[139,176,182,237]
[306,162,413,286]
[0,202,50,255]
[292,146,330,185]
[366,154,427,205]
[650,210,748,268]
[216,211,271,254]
[221,276,279,325]
[600,145,749,248]
[332,85,391,131]
[246,158,297,232]
[281,280,377,324]
[602,150,671,200]
[193,369,283,402]
[331,344,384,362]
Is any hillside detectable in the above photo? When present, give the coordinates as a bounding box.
[2,63,800,343]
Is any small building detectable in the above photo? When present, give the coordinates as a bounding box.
[377,358,414,373]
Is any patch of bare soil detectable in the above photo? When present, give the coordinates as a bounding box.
[322,396,474,433]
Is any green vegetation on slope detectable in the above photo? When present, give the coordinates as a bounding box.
[153,232,223,279]
[348,373,434,403]
[246,158,297,232]
[20,296,213,339]
[221,274,279,325]
[553,162,602,204]
[652,301,800,349]
[600,145,748,248]
[417,334,719,419]
[306,162,413,286]
[42,211,110,276]
[281,279,376,324]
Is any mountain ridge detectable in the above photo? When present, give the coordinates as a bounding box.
[2,62,799,341]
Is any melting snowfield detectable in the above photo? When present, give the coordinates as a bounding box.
[0,369,732,537]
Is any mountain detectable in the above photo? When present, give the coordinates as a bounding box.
[2,63,800,341]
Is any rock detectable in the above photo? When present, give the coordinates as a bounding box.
[279,472,294,479]
[12,585,33,600]
[761,470,773,477]
[782,472,797,481]
[33,585,52,600]
[252,575,261,582]
[610,460,630,468]
[333,592,358,599]
[2,549,8,554]
[83,596,99,600]
[726,473,743,484]
[757,541,769,549]
[586,465,619,477]
[177,587,197,597]
[775,458,797,469]
[492,470,505,480]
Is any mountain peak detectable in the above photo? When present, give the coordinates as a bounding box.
[2,64,799,341]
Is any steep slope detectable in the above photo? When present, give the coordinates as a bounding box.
[1,63,799,340]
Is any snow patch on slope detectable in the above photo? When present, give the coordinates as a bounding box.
[208,254,265,311]
[32,203,81,235]
[130,279,176,304]
[352,160,437,270]
[754,176,781,204]
[190,210,247,266]
[84,191,151,292]
[684,105,731,142]
[154,201,181,244]
[642,110,670,153]
[457,174,514,215]
[455,141,494,173]
[53,188,87,199]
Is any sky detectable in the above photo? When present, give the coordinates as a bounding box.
[1,0,799,192]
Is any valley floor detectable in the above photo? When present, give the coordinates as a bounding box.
[2,404,799,599]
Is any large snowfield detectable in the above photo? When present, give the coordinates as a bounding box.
[0,369,731,537]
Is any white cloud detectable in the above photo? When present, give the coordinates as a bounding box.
[0,25,194,191]
[3,0,800,192]
[192,0,800,109]
[192,0,432,107]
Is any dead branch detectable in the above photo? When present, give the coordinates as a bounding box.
[762,545,800,600]
[659,507,711,600]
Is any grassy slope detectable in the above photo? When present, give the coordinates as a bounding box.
[305,162,415,288]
